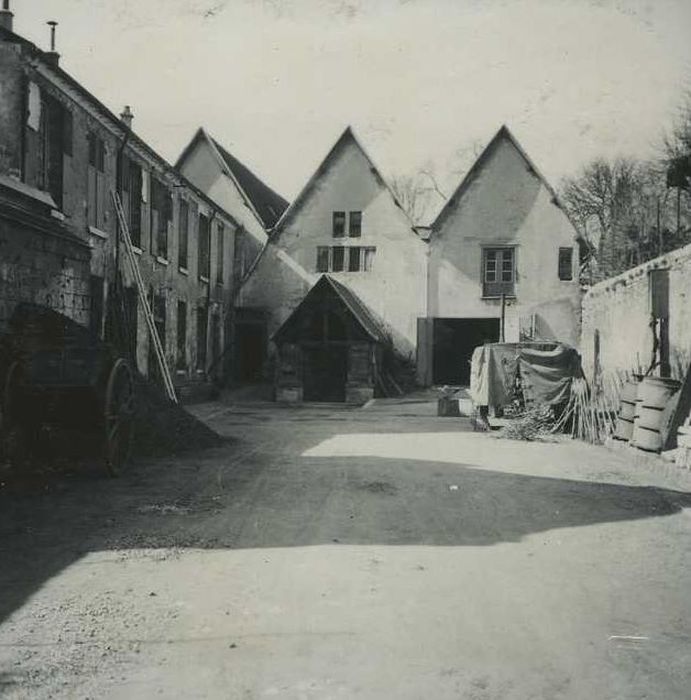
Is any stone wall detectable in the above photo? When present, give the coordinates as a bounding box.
[0,34,239,387]
[581,242,691,382]
[0,214,90,331]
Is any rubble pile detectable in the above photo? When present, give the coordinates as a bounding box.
[132,378,227,458]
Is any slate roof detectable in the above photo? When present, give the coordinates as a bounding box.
[175,128,288,230]
[272,275,388,345]
[0,26,240,229]
[210,138,288,229]
[327,276,388,343]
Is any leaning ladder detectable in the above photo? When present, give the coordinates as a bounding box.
[111,191,178,403]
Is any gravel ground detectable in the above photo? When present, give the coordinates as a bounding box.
[1,399,690,699]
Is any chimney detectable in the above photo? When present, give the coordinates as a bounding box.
[44,20,60,67]
[120,105,134,129]
[0,0,13,32]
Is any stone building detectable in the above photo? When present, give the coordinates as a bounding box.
[422,125,582,385]
[175,128,289,382]
[232,125,580,401]
[0,6,240,394]
[236,126,428,399]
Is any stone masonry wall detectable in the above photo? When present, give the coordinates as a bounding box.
[581,242,691,382]
[0,216,91,330]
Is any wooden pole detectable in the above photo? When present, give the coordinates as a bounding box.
[500,293,506,342]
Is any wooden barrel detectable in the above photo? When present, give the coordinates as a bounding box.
[613,379,639,442]
[631,376,681,452]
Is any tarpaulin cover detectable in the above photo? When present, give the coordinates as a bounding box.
[469,342,581,407]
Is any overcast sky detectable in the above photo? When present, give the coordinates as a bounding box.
[13,0,691,201]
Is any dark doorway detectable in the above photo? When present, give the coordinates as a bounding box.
[433,318,500,385]
[236,323,267,382]
[303,346,347,402]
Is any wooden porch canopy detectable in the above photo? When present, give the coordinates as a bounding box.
[272,275,387,346]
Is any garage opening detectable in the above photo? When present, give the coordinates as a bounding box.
[433,318,500,385]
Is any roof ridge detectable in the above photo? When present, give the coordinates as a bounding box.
[431,124,569,233]
[270,126,417,239]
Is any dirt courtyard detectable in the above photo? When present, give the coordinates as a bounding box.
[1,398,691,699]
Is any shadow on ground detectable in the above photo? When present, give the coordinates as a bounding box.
[1,407,690,627]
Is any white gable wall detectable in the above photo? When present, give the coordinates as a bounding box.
[178,139,268,250]
[240,138,428,359]
[430,135,581,346]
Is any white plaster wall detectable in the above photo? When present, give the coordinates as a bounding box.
[430,136,581,346]
[239,139,428,359]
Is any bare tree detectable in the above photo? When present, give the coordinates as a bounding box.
[390,172,447,225]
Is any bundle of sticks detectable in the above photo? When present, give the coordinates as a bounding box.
[551,373,624,444]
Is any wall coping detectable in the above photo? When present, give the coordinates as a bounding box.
[584,242,691,301]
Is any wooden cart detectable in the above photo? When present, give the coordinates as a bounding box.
[0,303,135,476]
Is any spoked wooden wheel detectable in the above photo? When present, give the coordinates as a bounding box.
[104,358,135,476]
[2,361,28,465]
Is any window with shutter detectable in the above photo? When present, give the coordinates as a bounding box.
[216,223,224,285]
[87,132,107,230]
[176,300,188,370]
[178,200,189,269]
[198,214,210,279]
[558,247,573,281]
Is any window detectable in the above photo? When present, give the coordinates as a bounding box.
[198,214,210,279]
[153,294,166,352]
[332,246,345,272]
[233,228,248,280]
[118,155,142,247]
[216,223,224,285]
[150,178,171,259]
[89,275,104,339]
[483,247,515,297]
[317,246,329,272]
[196,305,208,371]
[87,132,106,229]
[148,291,166,382]
[38,95,70,209]
[349,211,362,238]
[176,300,187,370]
[332,211,346,238]
[558,247,573,281]
[363,246,376,271]
[178,200,189,269]
[315,246,376,272]
[348,246,361,271]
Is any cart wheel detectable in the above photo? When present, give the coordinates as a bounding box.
[2,361,28,465]
[104,358,135,476]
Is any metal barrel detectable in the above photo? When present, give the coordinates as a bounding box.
[613,379,639,442]
[631,376,681,453]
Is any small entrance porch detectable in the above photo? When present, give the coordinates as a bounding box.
[272,275,386,404]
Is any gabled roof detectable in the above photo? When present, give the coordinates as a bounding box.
[175,128,288,229]
[432,124,570,232]
[272,275,388,345]
[0,26,240,230]
[270,126,417,239]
